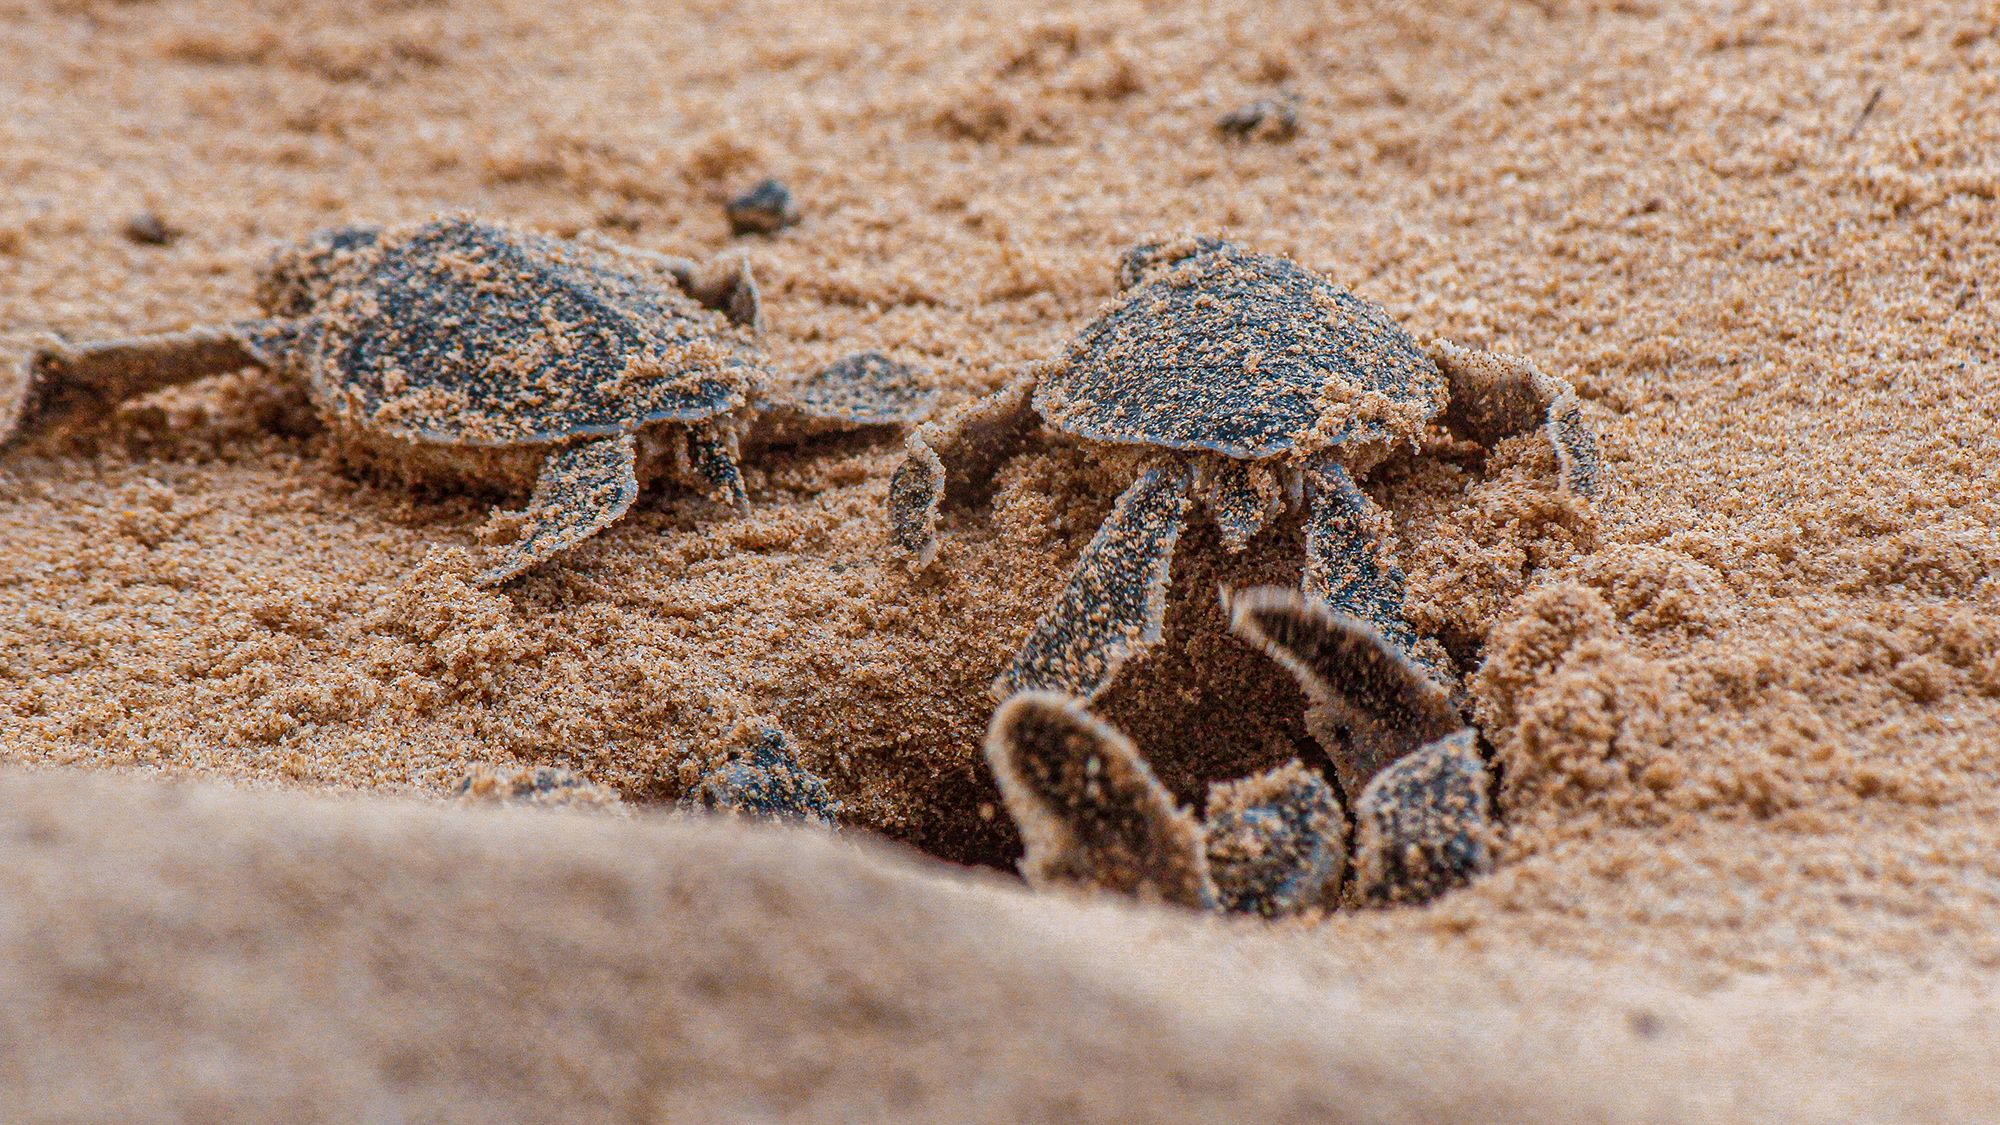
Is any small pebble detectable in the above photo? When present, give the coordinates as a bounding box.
[726,178,800,235]
[122,211,180,246]
[1216,98,1299,143]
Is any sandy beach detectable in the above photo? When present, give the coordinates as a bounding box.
[2,0,1998,1118]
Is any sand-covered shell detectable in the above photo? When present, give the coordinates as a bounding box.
[1032,242,1445,460]
[275,216,757,447]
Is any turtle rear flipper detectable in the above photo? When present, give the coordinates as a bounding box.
[752,351,939,443]
[3,324,279,445]
[1227,586,1460,800]
[680,422,749,509]
[1351,728,1493,906]
[1429,340,1601,498]
[667,254,762,332]
[985,691,1215,909]
[479,434,640,586]
[886,368,1040,567]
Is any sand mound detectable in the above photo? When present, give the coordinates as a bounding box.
[2,768,1993,1123]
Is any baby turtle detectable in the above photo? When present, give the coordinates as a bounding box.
[986,587,1492,914]
[3,215,936,585]
[678,727,840,827]
[890,235,1599,702]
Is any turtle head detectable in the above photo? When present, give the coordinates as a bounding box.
[255,224,383,317]
[1116,235,1236,289]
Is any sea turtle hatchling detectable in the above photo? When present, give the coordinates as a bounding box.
[2,215,937,585]
[985,587,1492,913]
[889,236,1599,709]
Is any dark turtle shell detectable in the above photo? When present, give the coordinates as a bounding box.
[1034,246,1445,460]
[273,216,757,447]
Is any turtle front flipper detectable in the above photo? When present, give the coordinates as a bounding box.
[3,323,282,445]
[985,691,1215,909]
[886,368,1040,567]
[750,351,940,443]
[1300,462,1430,665]
[1429,340,1601,499]
[479,434,640,586]
[1226,586,1460,803]
[997,459,1192,702]
[1351,728,1494,906]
